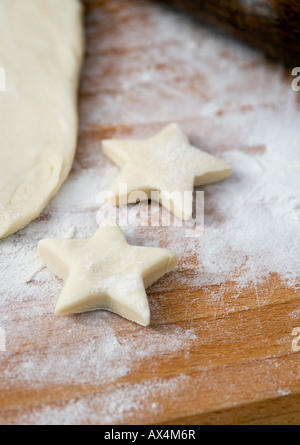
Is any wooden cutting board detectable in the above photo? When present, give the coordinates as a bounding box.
[0,0,300,425]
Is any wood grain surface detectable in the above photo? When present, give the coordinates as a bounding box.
[0,0,300,425]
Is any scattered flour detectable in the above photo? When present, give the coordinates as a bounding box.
[2,321,196,388]
[277,388,292,397]
[290,310,300,320]
[16,374,190,425]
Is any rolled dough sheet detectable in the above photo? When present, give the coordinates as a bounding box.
[0,0,84,239]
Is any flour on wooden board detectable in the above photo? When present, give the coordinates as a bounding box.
[0,0,299,425]
[15,375,190,425]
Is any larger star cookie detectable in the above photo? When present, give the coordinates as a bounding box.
[38,222,178,326]
[102,123,232,221]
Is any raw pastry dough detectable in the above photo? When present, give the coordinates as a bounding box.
[102,123,232,221]
[0,0,84,239]
[38,221,178,326]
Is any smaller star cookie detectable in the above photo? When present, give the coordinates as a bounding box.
[102,123,232,220]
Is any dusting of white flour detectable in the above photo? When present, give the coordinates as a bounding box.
[0,0,299,425]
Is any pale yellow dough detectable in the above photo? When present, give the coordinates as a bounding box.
[103,123,232,221]
[38,222,178,326]
[0,0,84,239]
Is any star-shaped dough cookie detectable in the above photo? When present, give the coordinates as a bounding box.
[38,222,178,326]
[102,123,232,220]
